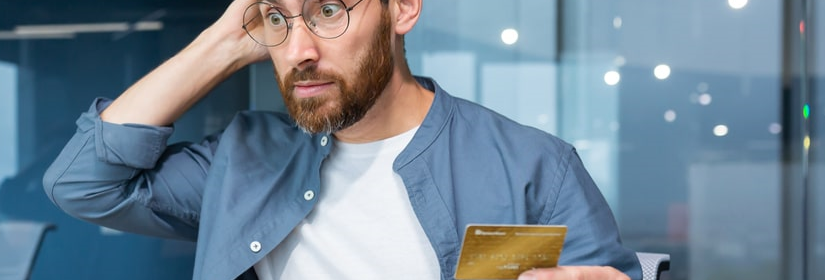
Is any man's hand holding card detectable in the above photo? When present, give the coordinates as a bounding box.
[455,224,629,280]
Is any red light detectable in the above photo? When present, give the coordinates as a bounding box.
[800,20,805,34]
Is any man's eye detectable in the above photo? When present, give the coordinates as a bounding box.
[268,13,286,26]
[319,4,343,18]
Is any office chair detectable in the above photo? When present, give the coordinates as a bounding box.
[0,221,54,280]
[636,252,670,280]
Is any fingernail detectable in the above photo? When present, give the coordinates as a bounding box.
[517,271,536,280]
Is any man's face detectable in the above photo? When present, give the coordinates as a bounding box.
[274,1,394,134]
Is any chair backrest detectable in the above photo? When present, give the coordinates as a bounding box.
[636,252,670,280]
[0,221,54,280]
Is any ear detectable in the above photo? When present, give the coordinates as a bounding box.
[392,0,421,35]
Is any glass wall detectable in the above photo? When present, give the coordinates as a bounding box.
[811,0,825,279]
[0,1,247,279]
[558,1,783,279]
[405,0,818,279]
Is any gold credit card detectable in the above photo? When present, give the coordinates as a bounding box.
[454,224,567,279]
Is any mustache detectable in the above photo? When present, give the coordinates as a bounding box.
[284,65,342,89]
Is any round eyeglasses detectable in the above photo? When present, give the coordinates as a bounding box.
[243,0,366,47]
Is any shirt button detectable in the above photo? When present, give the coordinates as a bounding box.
[250,241,262,253]
[320,136,329,147]
[304,190,315,201]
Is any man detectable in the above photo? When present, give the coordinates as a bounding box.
[43,0,642,279]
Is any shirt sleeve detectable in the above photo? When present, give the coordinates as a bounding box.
[42,98,217,241]
[541,148,643,279]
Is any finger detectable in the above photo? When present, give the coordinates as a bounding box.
[518,266,630,280]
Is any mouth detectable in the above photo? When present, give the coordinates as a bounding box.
[292,81,335,99]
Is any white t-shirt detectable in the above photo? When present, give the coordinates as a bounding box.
[253,127,440,280]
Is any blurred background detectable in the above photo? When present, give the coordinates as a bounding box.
[0,0,823,279]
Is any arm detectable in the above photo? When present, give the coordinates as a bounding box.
[527,149,641,279]
[43,0,266,239]
[43,99,218,240]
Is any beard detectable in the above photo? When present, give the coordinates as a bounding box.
[277,8,394,135]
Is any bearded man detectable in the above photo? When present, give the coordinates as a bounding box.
[44,0,642,279]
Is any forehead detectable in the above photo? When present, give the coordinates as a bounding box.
[264,0,303,14]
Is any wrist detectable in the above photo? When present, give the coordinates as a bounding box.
[187,25,257,74]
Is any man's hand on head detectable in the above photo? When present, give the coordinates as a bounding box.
[202,0,270,67]
[518,266,631,280]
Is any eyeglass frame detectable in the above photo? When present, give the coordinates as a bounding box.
[242,0,367,47]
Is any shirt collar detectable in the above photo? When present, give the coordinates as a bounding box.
[393,76,454,170]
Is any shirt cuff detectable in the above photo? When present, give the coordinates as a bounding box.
[77,98,174,169]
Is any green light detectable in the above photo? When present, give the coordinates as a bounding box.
[804,104,810,119]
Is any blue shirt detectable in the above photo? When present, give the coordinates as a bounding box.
[44,77,642,280]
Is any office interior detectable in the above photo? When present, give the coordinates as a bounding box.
[0,0,823,279]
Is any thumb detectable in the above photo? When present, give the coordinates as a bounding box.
[518,269,539,280]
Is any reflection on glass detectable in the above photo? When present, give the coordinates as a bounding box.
[804,103,811,119]
[664,110,677,122]
[13,21,163,36]
[699,93,712,106]
[604,71,621,86]
[768,123,782,134]
[728,0,748,10]
[614,56,626,67]
[501,28,519,45]
[0,62,17,181]
[805,136,811,150]
[654,64,671,80]
[713,125,729,137]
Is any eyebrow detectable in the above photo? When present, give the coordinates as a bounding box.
[263,0,284,6]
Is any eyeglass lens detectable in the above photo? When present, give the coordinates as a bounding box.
[243,0,352,47]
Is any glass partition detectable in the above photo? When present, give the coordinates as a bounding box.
[810,0,824,279]
[405,0,794,279]
[558,1,783,279]
[0,1,247,279]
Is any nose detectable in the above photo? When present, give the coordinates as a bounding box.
[281,19,320,71]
